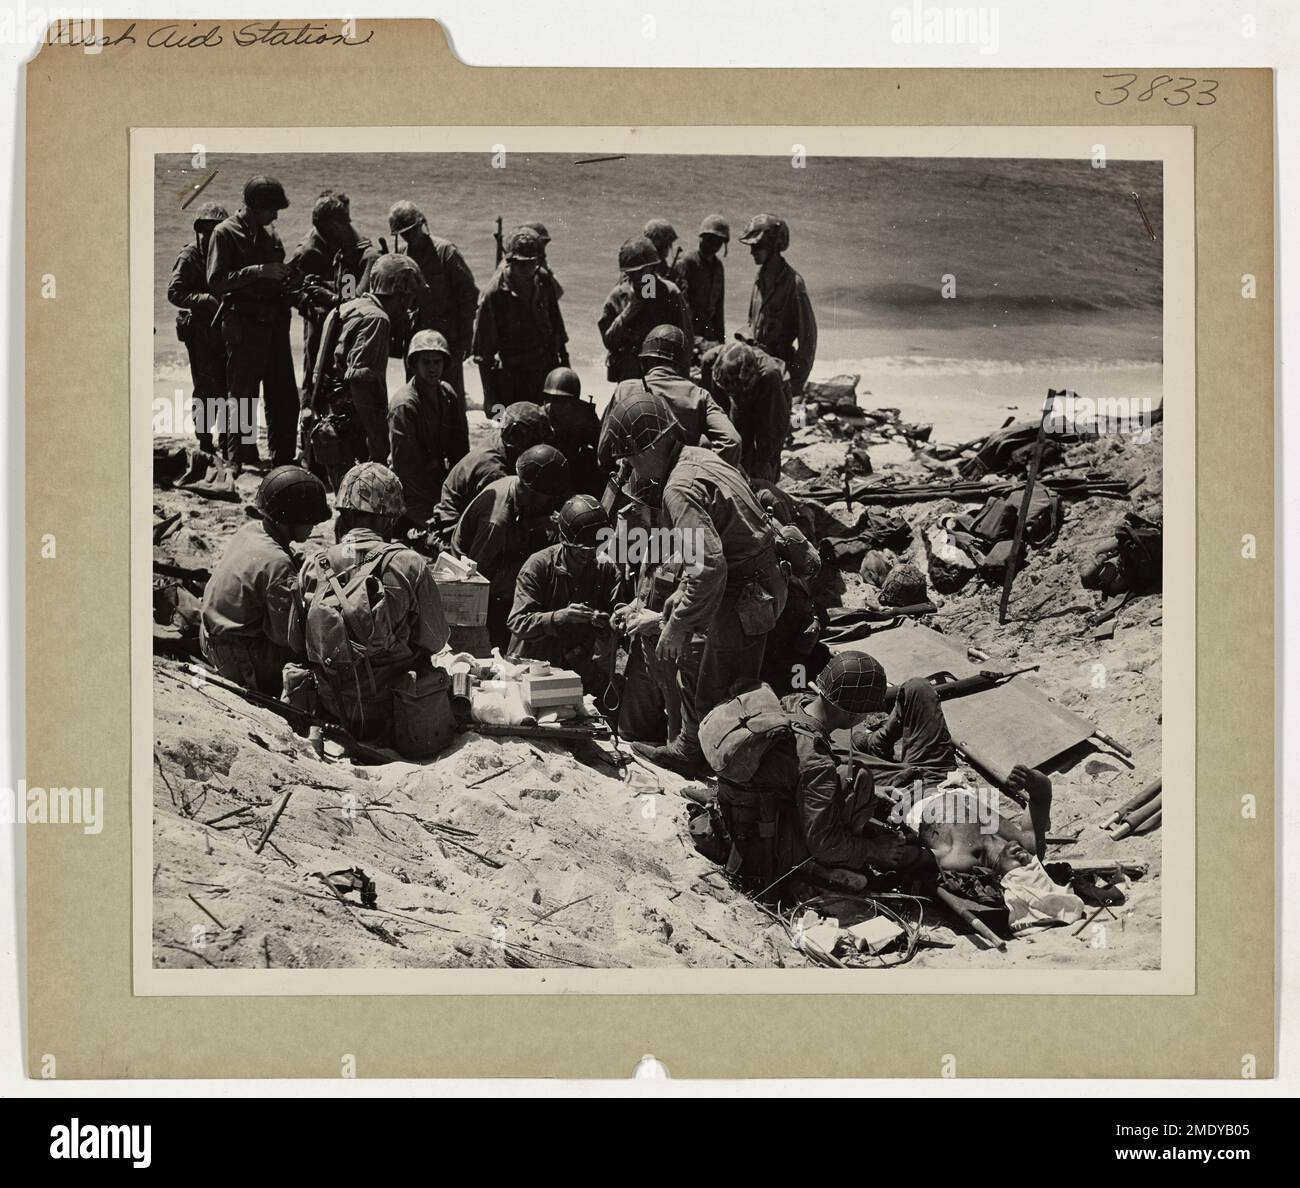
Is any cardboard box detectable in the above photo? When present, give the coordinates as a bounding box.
[522,667,584,710]
[431,553,490,627]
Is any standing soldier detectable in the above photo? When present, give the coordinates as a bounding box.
[199,465,331,695]
[302,253,424,487]
[452,444,571,648]
[739,213,818,395]
[521,220,564,299]
[598,325,740,474]
[602,390,788,777]
[539,366,602,496]
[643,219,681,282]
[388,330,471,528]
[598,237,693,383]
[387,200,479,401]
[471,226,568,411]
[704,340,792,481]
[677,214,728,347]
[206,175,298,471]
[289,191,379,404]
[167,201,228,455]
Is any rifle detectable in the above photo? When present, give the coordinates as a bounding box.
[154,559,211,587]
[1000,389,1060,623]
[181,662,394,765]
[883,665,1040,707]
[493,216,504,266]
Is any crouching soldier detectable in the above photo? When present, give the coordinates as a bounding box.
[200,465,331,695]
[288,463,449,743]
[700,652,934,898]
[601,389,787,778]
[452,444,571,648]
[389,330,471,529]
[540,367,603,497]
[507,495,622,695]
[430,400,551,541]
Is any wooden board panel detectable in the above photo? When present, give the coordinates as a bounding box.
[827,622,1096,778]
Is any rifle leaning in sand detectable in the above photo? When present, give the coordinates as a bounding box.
[181,662,394,765]
[999,389,1061,624]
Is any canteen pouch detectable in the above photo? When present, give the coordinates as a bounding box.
[737,579,778,636]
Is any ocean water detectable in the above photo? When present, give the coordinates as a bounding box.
[153,151,1163,381]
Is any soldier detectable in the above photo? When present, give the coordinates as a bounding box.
[704,340,792,481]
[388,200,479,401]
[430,400,551,540]
[288,191,379,403]
[471,226,568,411]
[205,175,298,471]
[507,494,622,694]
[200,465,330,695]
[739,213,818,395]
[388,330,470,527]
[290,463,449,742]
[521,220,564,299]
[167,201,228,455]
[539,366,602,497]
[302,253,424,488]
[676,214,728,346]
[598,324,740,475]
[602,389,788,777]
[643,219,681,281]
[598,237,693,383]
[452,444,572,647]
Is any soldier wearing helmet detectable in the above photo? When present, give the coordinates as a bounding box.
[701,339,792,482]
[539,367,603,497]
[302,254,423,487]
[288,462,449,742]
[452,444,571,647]
[471,225,568,411]
[507,494,622,693]
[521,220,565,300]
[738,213,818,395]
[602,389,788,779]
[675,214,729,346]
[287,191,380,403]
[199,464,330,695]
[388,330,471,528]
[597,236,693,383]
[598,324,740,485]
[168,200,230,455]
[387,199,480,403]
[206,176,298,471]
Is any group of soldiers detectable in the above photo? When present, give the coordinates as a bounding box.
[183,172,1050,897]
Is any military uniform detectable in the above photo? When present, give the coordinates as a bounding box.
[288,528,449,737]
[507,544,622,692]
[675,248,725,344]
[388,376,470,525]
[472,265,567,409]
[849,676,957,787]
[543,395,603,497]
[206,211,298,466]
[452,476,558,647]
[288,228,378,401]
[199,519,300,694]
[659,445,788,760]
[431,437,511,540]
[746,256,818,395]
[701,343,792,481]
[312,293,393,483]
[403,234,479,400]
[598,366,741,472]
[597,275,693,383]
[167,240,225,453]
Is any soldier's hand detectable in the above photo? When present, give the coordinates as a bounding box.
[553,604,595,627]
[260,262,288,282]
[656,617,689,663]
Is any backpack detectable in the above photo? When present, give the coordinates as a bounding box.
[970,485,1062,549]
[300,541,406,678]
[699,683,793,783]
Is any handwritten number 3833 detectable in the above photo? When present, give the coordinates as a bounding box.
[1095,74,1218,106]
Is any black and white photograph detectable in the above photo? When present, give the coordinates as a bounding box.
[138,126,1190,987]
